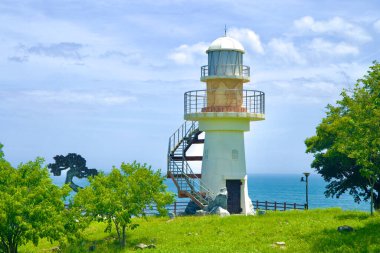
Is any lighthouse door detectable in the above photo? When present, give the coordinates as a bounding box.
[226,180,242,214]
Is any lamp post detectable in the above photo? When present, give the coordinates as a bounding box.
[300,172,310,210]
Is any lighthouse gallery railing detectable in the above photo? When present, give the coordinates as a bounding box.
[184,89,265,116]
[201,64,250,79]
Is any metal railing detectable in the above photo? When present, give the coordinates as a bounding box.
[66,200,307,215]
[169,160,214,205]
[167,120,212,207]
[201,64,250,79]
[184,89,265,116]
[167,121,198,156]
[143,199,307,216]
[253,200,307,211]
[144,201,189,215]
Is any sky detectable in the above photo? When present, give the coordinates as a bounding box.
[1,0,380,174]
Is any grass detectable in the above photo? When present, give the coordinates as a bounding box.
[20,208,380,253]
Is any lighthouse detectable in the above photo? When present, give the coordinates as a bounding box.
[168,35,265,215]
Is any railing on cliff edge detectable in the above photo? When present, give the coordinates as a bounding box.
[142,200,307,215]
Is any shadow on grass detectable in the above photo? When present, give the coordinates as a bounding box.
[307,220,380,253]
[63,234,147,253]
[63,237,121,253]
[126,234,156,249]
[334,213,370,221]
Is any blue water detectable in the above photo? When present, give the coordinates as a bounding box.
[52,173,370,212]
[246,174,369,211]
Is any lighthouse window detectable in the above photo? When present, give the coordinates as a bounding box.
[232,149,238,160]
[208,51,243,77]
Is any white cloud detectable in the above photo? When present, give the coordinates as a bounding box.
[228,27,264,54]
[309,38,359,56]
[267,78,343,105]
[9,42,86,62]
[294,16,371,42]
[26,42,84,59]
[168,27,264,64]
[374,19,380,33]
[168,42,208,64]
[267,38,305,64]
[18,90,136,106]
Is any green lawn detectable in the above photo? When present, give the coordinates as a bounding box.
[20,208,380,253]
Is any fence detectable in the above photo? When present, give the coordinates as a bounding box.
[67,200,306,216]
[253,200,307,211]
[145,200,306,215]
[144,201,188,215]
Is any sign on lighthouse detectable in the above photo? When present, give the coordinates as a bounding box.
[168,35,265,215]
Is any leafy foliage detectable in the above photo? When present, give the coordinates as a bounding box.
[305,62,380,213]
[48,153,98,192]
[73,162,174,248]
[0,143,4,160]
[0,155,71,253]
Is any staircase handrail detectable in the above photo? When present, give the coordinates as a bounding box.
[168,121,198,155]
[183,160,215,199]
[170,160,212,205]
[167,120,214,207]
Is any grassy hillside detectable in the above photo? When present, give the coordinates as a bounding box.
[20,208,380,253]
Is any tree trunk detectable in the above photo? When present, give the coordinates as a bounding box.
[374,181,380,210]
[9,242,17,253]
[114,222,121,244]
[370,185,374,215]
[121,226,126,248]
[369,178,375,215]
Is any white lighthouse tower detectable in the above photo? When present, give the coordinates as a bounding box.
[168,35,265,215]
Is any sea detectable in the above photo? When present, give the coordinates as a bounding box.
[53,173,370,212]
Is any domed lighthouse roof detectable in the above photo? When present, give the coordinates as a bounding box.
[206,36,245,53]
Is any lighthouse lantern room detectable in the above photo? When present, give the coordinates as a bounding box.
[167,35,265,215]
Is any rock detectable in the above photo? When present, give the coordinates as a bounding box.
[272,242,286,249]
[209,206,230,217]
[185,200,201,215]
[208,188,228,211]
[135,243,156,250]
[195,210,207,216]
[147,244,156,249]
[168,212,175,219]
[135,243,148,249]
[337,225,354,232]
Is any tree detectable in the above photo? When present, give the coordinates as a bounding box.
[0,143,4,161]
[73,162,174,248]
[305,62,380,214]
[48,153,98,192]
[0,155,71,253]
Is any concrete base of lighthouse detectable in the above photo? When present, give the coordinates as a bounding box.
[199,118,255,215]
